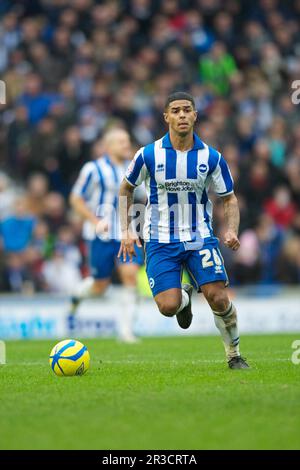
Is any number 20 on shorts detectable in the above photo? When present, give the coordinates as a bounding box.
[199,248,222,268]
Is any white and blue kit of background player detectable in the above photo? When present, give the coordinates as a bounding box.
[72,155,143,279]
[125,132,233,296]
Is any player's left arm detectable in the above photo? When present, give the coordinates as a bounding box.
[209,149,240,251]
[222,193,240,251]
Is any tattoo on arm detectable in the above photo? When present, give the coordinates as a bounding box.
[223,194,240,234]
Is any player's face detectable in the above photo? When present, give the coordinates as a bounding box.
[164,100,197,136]
[109,132,132,160]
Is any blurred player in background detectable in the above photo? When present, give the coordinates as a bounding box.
[70,128,144,343]
[119,92,249,368]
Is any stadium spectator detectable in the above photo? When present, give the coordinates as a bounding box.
[199,42,238,96]
[29,116,61,175]
[23,173,49,217]
[55,224,82,268]
[29,218,54,259]
[0,11,21,73]
[255,213,284,283]
[233,229,262,285]
[264,186,297,228]
[0,198,36,253]
[41,247,82,294]
[277,235,300,284]
[6,105,32,178]
[0,172,17,219]
[0,252,35,293]
[17,73,54,125]
[43,192,66,233]
[57,125,90,195]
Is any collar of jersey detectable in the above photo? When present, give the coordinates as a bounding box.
[103,154,124,168]
[103,154,113,165]
[161,132,205,150]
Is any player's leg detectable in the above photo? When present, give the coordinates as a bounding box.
[145,242,193,329]
[154,286,193,329]
[116,262,139,343]
[70,277,110,313]
[186,241,249,368]
[154,288,182,316]
[200,281,248,367]
[69,238,114,314]
[116,243,144,342]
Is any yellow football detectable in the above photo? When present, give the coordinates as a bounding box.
[49,339,90,376]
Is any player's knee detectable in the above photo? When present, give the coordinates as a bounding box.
[205,290,228,312]
[122,274,137,287]
[157,299,180,317]
[119,265,138,287]
[93,281,108,295]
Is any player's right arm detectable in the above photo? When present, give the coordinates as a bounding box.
[118,148,147,262]
[69,193,99,227]
[70,163,107,233]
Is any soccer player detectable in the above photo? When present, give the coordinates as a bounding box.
[70,128,144,343]
[119,92,249,368]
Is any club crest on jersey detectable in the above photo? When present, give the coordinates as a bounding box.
[156,163,165,172]
[198,164,208,173]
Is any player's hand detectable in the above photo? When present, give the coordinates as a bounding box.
[223,230,240,251]
[118,231,142,262]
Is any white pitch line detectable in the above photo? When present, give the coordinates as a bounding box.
[3,358,292,366]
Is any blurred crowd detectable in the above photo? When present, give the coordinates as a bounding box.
[0,0,300,293]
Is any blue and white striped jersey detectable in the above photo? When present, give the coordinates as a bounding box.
[125,132,234,243]
[72,155,127,241]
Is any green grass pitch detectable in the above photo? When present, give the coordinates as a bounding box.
[0,334,299,450]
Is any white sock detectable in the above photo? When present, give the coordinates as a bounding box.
[213,302,240,360]
[75,276,95,300]
[70,277,96,315]
[118,286,137,339]
[176,289,189,314]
